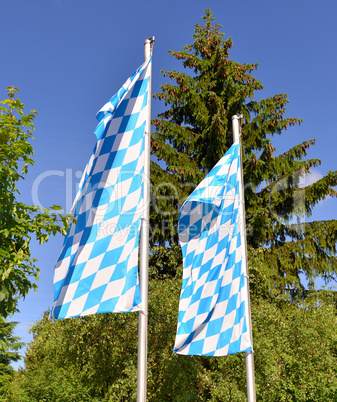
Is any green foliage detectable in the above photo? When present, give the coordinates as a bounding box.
[4,363,95,402]
[0,87,74,317]
[196,292,337,402]
[7,266,337,400]
[251,292,337,401]
[150,9,337,291]
[0,318,24,397]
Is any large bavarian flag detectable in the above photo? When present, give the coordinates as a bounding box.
[174,142,253,356]
[51,58,151,320]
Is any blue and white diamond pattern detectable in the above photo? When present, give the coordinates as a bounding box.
[51,58,151,320]
[174,142,253,356]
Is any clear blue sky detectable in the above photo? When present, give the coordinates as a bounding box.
[1,0,336,368]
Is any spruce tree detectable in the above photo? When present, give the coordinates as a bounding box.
[150,9,337,292]
[0,318,24,389]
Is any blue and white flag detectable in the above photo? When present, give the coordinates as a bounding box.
[174,142,253,356]
[51,58,151,320]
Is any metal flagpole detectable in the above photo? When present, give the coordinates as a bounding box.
[137,36,154,402]
[232,115,256,402]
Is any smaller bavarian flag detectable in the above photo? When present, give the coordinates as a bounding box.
[174,142,252,356]
[51,57,151,320]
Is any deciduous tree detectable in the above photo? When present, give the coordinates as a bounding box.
[6,256,337,400]
[0,87,73,317]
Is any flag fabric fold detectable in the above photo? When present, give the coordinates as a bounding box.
[174,142,253,356]
[51,57,151,320]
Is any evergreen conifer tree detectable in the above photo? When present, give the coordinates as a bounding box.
[150,9,337,293]
[0,318,24,389]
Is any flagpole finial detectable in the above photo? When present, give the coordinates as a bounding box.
[144,36,155,44]
[144,37,155,56]
[232,114,243,142]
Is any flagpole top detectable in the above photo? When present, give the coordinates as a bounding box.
[232,114,243,143]
[144,36,155,45]
[144,37,155,58]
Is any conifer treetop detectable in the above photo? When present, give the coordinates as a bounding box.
[150,9,337,291]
